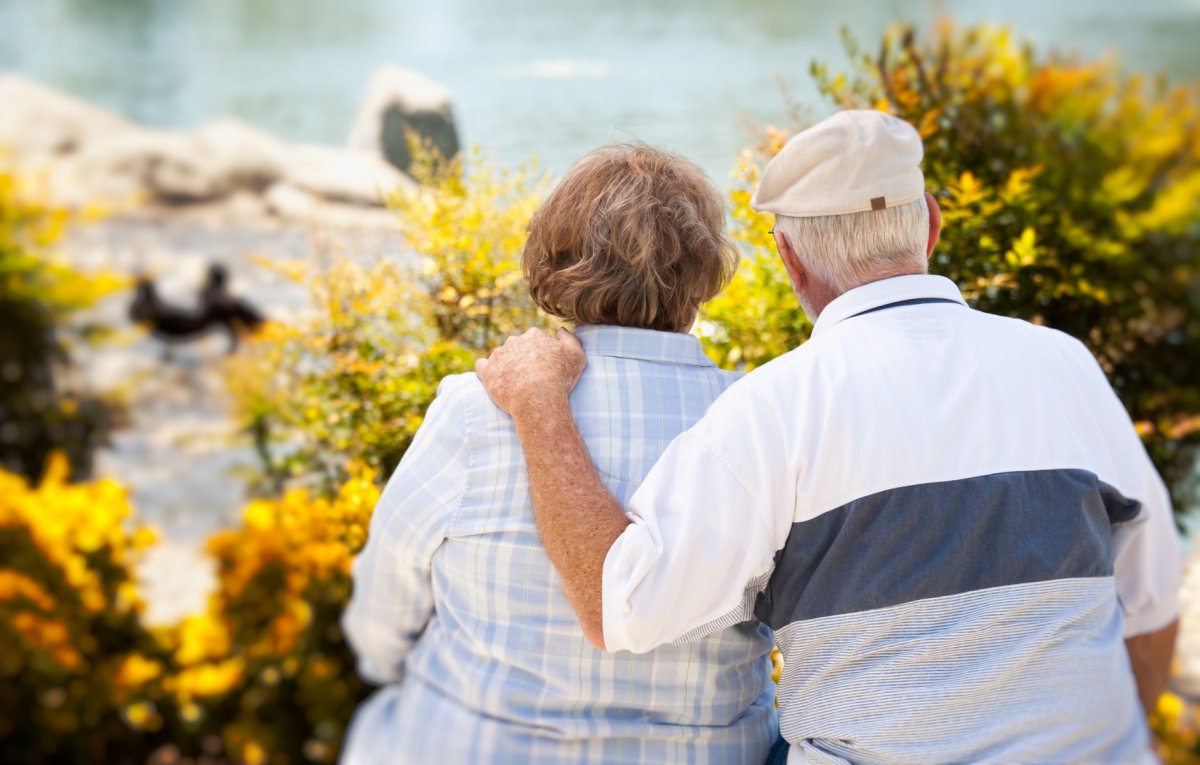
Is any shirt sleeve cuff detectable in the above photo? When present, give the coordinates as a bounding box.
[1123,599,1180,638]
[601,520,660,654]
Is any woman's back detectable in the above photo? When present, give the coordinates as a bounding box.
[343,326,775,764]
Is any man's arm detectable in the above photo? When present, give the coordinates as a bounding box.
[515,393,629,648]
[477,328,784,653]
[476,328,625,647]
[1062,339,1183,716]
[1126,619,1179,715]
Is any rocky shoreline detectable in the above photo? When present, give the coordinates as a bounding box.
[1,65,459,217]
[3,67,456,624]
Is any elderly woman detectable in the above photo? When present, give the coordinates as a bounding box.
[341,145,777,764]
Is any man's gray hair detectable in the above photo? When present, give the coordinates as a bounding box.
[775,197,929,296]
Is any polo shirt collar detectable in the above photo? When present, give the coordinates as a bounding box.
[574,324,717,367]
[811,274,968,338]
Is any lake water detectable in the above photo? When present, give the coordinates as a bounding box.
[2,0,1199,179]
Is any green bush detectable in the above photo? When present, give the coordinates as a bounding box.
[705,21,1200,515]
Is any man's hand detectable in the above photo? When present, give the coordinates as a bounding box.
[475,327,586,418]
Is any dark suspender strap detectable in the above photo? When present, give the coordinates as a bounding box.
[849,297,962,319]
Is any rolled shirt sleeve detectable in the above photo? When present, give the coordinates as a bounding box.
[601,385,792,654]
[1114,452,1182,637]
[1065,339,1182,638]
[341,375,471,684]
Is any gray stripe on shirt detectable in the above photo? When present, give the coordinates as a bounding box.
[755,468,1141,628]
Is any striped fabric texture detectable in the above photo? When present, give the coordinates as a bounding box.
[602,275,1181,764]
[341,325,777,765]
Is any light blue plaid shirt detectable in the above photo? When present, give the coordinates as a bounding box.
[342,325,777,764]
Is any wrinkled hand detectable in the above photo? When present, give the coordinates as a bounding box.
[475,327,586,418]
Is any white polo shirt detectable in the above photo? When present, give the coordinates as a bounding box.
[602,274,1181,764]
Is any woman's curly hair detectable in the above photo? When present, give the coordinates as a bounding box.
[523,144,739,332]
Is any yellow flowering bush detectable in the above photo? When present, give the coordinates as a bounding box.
[0,160,123,483]
[706,21,1200,513]
[183,464,382,764]
[0,455,168,764]
[0,454,382,764]
[1153,692,1200,765]
[397,144,549,348]
[228,146,550,493]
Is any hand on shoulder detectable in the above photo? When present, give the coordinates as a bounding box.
[475,327,586,418]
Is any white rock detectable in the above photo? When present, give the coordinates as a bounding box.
[0,73,134,157]
[284,144,416,207]
[264,181,319,220]
[193,119,289,191]
[65,128,230,204]
[347,66,460,174]
[57,120,292,206]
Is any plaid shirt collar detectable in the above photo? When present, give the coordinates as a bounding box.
[574,324,717,368]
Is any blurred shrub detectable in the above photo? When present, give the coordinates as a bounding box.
[0,454,168,765]
[706,21,1200,513]
[228,147,549,493]
[1152,692,1200,764]
[0,454,383,764]
[0,162,122,481]
[181,464,381,765]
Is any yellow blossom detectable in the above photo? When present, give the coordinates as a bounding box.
[114,654,164,688]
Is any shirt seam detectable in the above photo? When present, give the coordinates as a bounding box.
[584,352,716,368]
[443,376,474,537]
[575,326,716,368]
[684,427,778,552]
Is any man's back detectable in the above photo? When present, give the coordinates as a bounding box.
[600,275,1179,764]
[762,280,1157,762]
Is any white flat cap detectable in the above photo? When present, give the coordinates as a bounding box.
[751,110,925,218]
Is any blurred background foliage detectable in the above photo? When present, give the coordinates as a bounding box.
[0,163,123,482]
[2,19,1199,765]
[225,146,549,495]
[181,465,381,765]
[707,20,1200,516]
[0,455,168,765]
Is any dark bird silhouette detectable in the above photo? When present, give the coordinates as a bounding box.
[129,264,265,354]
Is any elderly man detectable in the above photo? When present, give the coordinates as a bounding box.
[475,110,1181,763]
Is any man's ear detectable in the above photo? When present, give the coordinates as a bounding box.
[925,192,942,259]
[774,230,806,294]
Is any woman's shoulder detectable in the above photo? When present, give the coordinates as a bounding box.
[434,371,515,435]
[714,366,743,390]
[436,371,483,400]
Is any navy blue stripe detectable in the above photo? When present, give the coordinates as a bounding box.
[849,297,962,318]
[754,469,1140,629]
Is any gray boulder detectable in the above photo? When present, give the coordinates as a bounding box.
[347,66,460,174]
[0,73,135,157]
